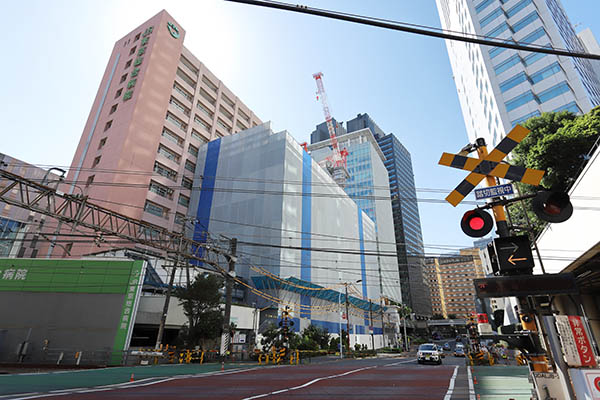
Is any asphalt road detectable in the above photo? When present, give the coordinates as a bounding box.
[2,355,475,400]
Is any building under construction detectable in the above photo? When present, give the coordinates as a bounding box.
[188,122,401,337]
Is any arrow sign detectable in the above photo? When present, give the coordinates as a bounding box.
[493,235,534,273]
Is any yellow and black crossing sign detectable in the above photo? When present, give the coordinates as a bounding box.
[439,125,545,206]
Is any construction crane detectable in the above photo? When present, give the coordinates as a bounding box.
[312,72,349,186]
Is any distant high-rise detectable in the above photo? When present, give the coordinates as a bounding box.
[435,0,600,147]
[51,10,261,258]
[345,114,430,317]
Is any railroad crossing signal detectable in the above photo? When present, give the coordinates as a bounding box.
[461,208,494,237]
[438,125,545,206]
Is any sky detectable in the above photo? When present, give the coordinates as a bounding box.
[1,0,599,255]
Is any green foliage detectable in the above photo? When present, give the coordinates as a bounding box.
[447,314,457,319]
[508,107,600,236]
[301,324,330,349]
[175,273,224,348]
[432,313,445,320]
[260,323,284,351]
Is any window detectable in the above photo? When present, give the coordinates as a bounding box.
[500,72,529,92]
[238,109,250,123]
[506,0,533,18]
[157,144,180,163]
[124,59,132,69]
[169,96,190,116]
[554,101,581,114]
[222,94,235,108]
[98,137,107,149]
[120,74,127,83]
[523,51,548,66]
[91,156,101,168]
[85,175,95,187]
[184,160,196,173]
[182,176,193,190]
[480,8,504,28]
[109,104,118,114]
[165,112,187,131]
[173,83,193,102]
[538,81,571,103]
[191,129,209,144]
[486,22,511,38]
[202,75,218,93]
[129,46,137,56]
[180,55,199,76]
[512,11,539,33]
[115,88,123,99]
[489,46,507,59]
[178,194,190,207]
[134,32,141,42]
[144,201,168,218]
[197,101,214,118]
[175,212,186,226]
[530,62,562,84]
[475,0,494,14]
[220,106,233,121]
[494,54,521,75]
[154,161,177,181]
[176,68,196,89]
[162,127,184,147]
[236,120,248,131]
[199,88,216,106]
[188,144,198,157]
[505,90,537,112]
[194,115,212,132]
[149,180,173,199]
[104,120,113,131]
[520,27,547,45]
[217,118,231,133]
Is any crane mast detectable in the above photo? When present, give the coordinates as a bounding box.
[312,72,349,186]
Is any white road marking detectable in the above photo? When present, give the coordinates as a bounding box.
[467,366,476,400]
[443,365,459,400]
[383,358,417,366]
[241,365,378,400]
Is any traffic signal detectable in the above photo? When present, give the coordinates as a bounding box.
[461,209,494,237]
[532,190,573,223]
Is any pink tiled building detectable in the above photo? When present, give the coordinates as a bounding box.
[49,10,261,258]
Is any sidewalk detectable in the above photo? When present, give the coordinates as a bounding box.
[0,362,256,396]
[471,365,533,400]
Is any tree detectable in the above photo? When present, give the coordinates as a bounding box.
[508,107,600,236]
[301,324,330,350]
[175,273,224,348]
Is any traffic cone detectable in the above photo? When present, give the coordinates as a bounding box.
[130,373,134,382]
[473,376,478,384]
[221,361,224,372]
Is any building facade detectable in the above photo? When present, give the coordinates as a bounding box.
[307,129,401,304]
[189,123,401,337]
[52,10,261,258]
[424,248,485,319]
[345,113,430,317]
[0,153,63,258]
[435,0,600,147]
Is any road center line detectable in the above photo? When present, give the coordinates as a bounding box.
[242,365,378,400]
[443,366,459,400]
[383,358,416,366]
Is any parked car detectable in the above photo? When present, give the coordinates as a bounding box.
[442,342,451,351]
[454,346,466,357]
[417,343,443,365]
[455,335,462,343]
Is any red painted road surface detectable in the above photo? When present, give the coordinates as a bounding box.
[10,357,467,400]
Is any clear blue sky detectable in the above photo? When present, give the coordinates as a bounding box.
[1,0,598,254]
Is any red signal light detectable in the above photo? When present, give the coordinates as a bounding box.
[477,313,489,324]
[461,209,494,237]
[532,190,573,223]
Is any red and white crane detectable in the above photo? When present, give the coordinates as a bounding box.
[312,72,349,186]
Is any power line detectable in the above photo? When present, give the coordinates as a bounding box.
[225,0,600,61]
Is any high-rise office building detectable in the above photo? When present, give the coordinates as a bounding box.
[345,114,430,317]
[435,0,600,148]
[307,128,401,303]
[52,10,261,257]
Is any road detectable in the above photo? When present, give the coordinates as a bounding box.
[1,355,475,400]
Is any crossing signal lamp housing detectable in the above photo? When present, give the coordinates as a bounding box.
[532,190,573,223]
[461,209,494,237]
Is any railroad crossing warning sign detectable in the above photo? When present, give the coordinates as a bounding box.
[438,125,545,206]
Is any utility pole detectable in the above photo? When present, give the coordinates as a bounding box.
[369,302,375,350]
[345,283,351,351]
[220,237,237,358]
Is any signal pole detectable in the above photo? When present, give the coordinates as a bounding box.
[220,237,238,358]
